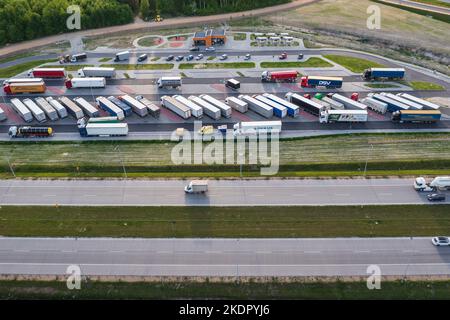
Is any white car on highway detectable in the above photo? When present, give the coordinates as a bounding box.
[432,236,450,246]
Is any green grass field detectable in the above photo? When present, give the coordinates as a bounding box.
[365,83,401,89]
[1,205,449,238]
[260,58,332,68]
[2,279,450,299]
[322,55,385,73]
[98,57,112,62]
[100,63,174,70]
[179,62,255,69]
[407,81,445,91]
[0,59,59,78]
[0,133,449,178]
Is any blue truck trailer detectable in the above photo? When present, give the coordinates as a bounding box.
[107,96,132,116]
[96,96,125,120]
[363,68,405,80]
[262,93,300,117]
[369,93,410,112]
[253,95,287,118]
[391,110,441,123]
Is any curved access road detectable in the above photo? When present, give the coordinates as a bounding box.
[0,0,318,59]
[379,0,450,15]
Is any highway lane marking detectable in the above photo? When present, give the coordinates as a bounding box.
[303,251,321,254]
[13,250,29,253]
[354,250,371,253]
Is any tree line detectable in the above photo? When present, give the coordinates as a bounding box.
[0,0,133,46]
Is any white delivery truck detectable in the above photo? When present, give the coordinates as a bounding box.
[199,94,232,118]
[184,180,208,194]
[34,97,59,121]
[414,176,450,191]
[78,67,116,78]
[233,121,282,136]
[119,95,148,117]
[160,96,191,119]
[46,97,68,118]
[157,77,182,89]
[65,77,106,89]
[188,96,221,120]
[73,97,100,118]
[114,51,130,62]
[225,96,248,113]
[22,98,46,122]
[173,95,203,118]
[361,97,388,114]
[319,109,368,123]
[10,99,33,122]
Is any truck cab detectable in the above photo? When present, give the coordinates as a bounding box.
[184,180,208,194]
[8,126,18,138]
[414,177,433,192]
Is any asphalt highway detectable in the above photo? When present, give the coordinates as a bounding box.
[0,178,448,206]
[0,237,449,277]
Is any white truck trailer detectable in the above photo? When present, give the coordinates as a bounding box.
[135,96,161,118]
[157,77,182,89]
[330,93,368,110]
[114,51,130,62]
[184,180,208,194]
[95,96,125,121]
[233,121,282,136]
[173,95,203,118]
[46,97,68,118]
[23,98,46,122]
[35,97,58,121]
[65,77,106,89]
[58,97,84,119]
[160,96,191,119]
[361,97,388,114]
[199,94,232,118]
[78,67,116,78]
[0,106,5,121]
[188,96,221,120]
[381,93,423,110]
[319,109,368,124]
[10,99,33,122]
[225,96,248,113]
[397,93,440,110]
[312,97,331,110]
[254,95,287,118]
[73,97,100,118]
[321,96,344,110]
[262,93,299,117]
[119,95,148,117]
[77,118,128,137]
[238,95,273,119]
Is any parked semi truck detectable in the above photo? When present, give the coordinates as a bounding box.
[361,97,388,114]
[58,96,84,119]
[96,96,125,120]
[108,96,132,116]
[320,96,344,110]
[3,78,44,84]
[135,95,161,118]
[199,94,232,118]
[157,77,182,89]
[391,110,441,123]
[319,109,368,124]
[46,97,68,118]
[65,77,106,89]
[300,76,343,89]
[174,95,203,118]
[369,93,410,112]
[262,93,299,117]
[225,97,248,113]
[3,81,46,94]
[312,97,331,110]
[114,51,130,62]
[381,93,423,110]
[0,107,6,121]
[233,121,282,136]
[28,68,66,78]
[160,96,191,119]
[238,95,273,118]
[254,95,287,118]
[285,92,326,116]
[397,93,440,110]
[184,180,208,194]
[118,95,148,117]
[10,99,33,122]
[22,98,46,122]
[35,97,59,121]
[78,67,116,78]
[73,97,100,118]
[330,93,368,110]
[363,68,405,80]
[261,70,298,82]
[71,53,87,63]
[414,176,450,191]
[8,126,53,138]
[77,118,128,137]
[189,96,221,120]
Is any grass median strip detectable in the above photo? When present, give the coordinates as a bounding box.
[407,81,445,91]
[179,62,255,69]
[0,59,59,78]
[2,279,450,299]
[100,63,174,70]
[260,58,333,68]
[1,205,449,238]
[323,55,385,73]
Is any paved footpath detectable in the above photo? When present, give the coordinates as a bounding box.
[0,178,448,206]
